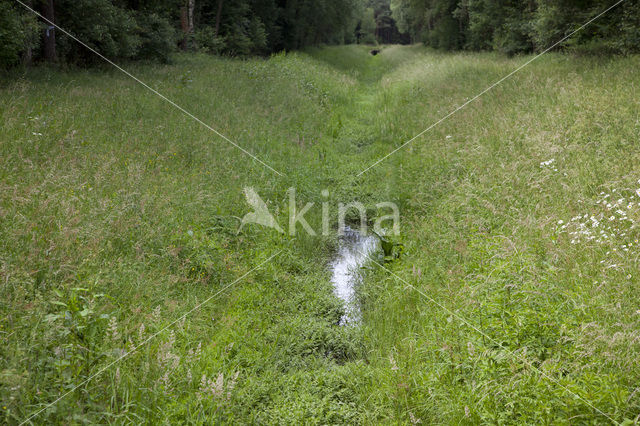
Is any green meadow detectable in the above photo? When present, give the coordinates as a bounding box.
[2,44,640,423]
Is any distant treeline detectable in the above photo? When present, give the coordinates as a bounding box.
[391,0,640,55]
[0,0,362,67]
[1,0,638,68]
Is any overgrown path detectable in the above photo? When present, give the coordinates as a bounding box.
[300,45,426,199]
[304,45,640,425]
[2,46,640,424]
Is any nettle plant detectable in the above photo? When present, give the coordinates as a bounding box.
[45,289,111,382]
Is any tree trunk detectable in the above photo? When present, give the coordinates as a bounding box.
[180,6,188,50]
[42,0,56,62]
[23,44,33,66]
[180,0,195,50]
[22,0,33,65]
[187,0,194,34]
[214,0,223,37]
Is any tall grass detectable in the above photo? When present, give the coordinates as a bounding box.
[1,45,639,423]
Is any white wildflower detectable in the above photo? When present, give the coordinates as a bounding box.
[198,371,237,402]
[107,317,119,343]
[389,354,399,371]
[138,323,145,342]
[151,306,162,323]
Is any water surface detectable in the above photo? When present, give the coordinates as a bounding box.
[330,227,378,325]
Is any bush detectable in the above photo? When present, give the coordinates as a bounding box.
[618,1,640,54]
[135,13,176,63]
[493,16,534,55]
[56,0,140,64]
[0,1,38,67]
[223,16,269,56]
[424,16,463,50]
[225,23,253,56]
[194,26,226,54]
[248,16,268,55]
[564,38,620,57]
[532,1,623,54]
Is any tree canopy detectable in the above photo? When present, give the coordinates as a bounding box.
[391,0,640,55]
[1,0,638,68]
[0,0,362,66]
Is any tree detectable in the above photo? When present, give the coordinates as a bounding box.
[180,0,194,50]
[214,0,223,36]
[388,0,637,54]
[41,0,57,62]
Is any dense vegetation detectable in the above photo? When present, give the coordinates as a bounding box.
[2,0,639,69]
[0,0,362,65]
[2,44,640,423]
[2,0,640,423]
[392,0,640,54]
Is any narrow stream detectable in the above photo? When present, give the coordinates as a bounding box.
[330,227,379,325]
